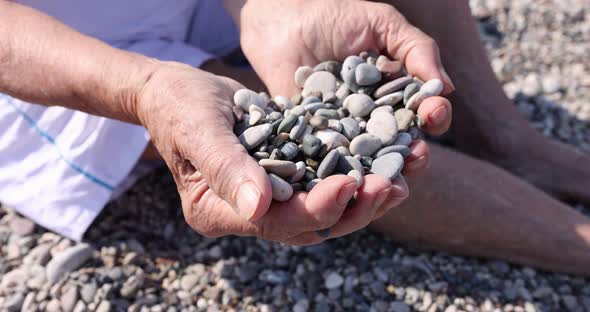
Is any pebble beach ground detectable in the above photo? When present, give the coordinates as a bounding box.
[1,0,589,311]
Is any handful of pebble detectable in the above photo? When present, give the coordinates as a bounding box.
[233,52,444,202]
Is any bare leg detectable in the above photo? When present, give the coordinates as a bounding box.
[376,0,590,204]
[371,144,590,275]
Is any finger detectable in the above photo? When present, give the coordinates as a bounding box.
[402,140,430,176]
[255,175,358,240]
[285,175,400,245]
[188,104,272,222]
[373,175,409,220]
[417,97,452,135]
[381,8,455,94]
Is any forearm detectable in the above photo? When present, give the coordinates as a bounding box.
[0,1,158,124]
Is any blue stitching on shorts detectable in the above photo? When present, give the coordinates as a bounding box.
[2,96,114,191]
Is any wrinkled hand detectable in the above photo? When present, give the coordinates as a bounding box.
[135,62,407,245]
[239,0,454,172]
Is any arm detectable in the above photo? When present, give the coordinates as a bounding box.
[0,1,157,124]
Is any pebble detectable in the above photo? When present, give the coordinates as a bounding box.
[374,76,414,98]
[302,71,337,100]
[310,116,329,130]
[355,63,382,86]
[248,105,266,126]
[327,119,342,132]
[371,153,404,180]
[370,105,394,118]
[325,272,344,289]
[280,142,299,160]
[289,116,306,141]
[4,293,24,312]
[9,216,35,236]
[302,134,323,158]
[305,179,321,192]
[349,134,383,156]
[376,58,404,80]
[234,89,267,112]
[315,109,340,120]
[375,145,411,158]
[347,170,364,187]
[277,114,299,134]
[403,83,421,104]
[366,113,398,145]
[96,300,111,312]
[314,129,350,151]
[344,94,376,118]
[420,78,444,96]
[340,117,361,140]
[289,161,306,183]
[394,109,415,132]
[336,156,364,174]
[314,61,342,76]
[274,96,295,110]
[393,133,413,146]
[340,56,364,92]
[375,91,403,106]
[294,66,314,88]
[316,150,340,179]
[303,101,325,114]
[46,243,94,284]
[259,159,297,178]
[239,124,273,150]
[60,285,78,312]
[269,174,294,202]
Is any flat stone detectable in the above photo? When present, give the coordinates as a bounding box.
[420,78,444,96]
[375,145,411,158]
[302,71,337,101]
[340,56,364,92]
[375,91,403,106]
[289,105,307,117]
[248,105,266,126]
[371,153,404,180]
[280,142,299,160]
[314,109,340,119]
[394,109,415,132]
[301,96,321,106]
[234,89,267,112]
[277,114,299,134]
[405,90,431,111]
[340,117,360,140]
[349,134,382,156]
[239,124,273,150]
[355,63,382,86]
[336,155,364,174]
[309,116,328,130]
[376,58,404,80]
[289,116,306,141]
[274,96,295,110]
[348,170,364,187]
[313,61,342,76]
[314,129,350,151]
[344,94,376,118]
[403,83,420,104]
[302,134,323,158]
[294,66,314,88]
[367,113,398,146]
[374,76,413,98]
[393,132,412,146]
[259,159,298,178]
[303,102,325,114]
[316,149,340,179]
[289,161,306,183]
[46,243,94,284]
[269,174,293,202]
[327,119,342,132]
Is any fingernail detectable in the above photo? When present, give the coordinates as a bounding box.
[337,182,359,206]
[235,181,261,221]
[316,228,331,238]
[430,105,449,126]
[375,187,391,208]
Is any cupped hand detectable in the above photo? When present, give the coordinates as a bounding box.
[239,0,454,175]
[134,62,408,245]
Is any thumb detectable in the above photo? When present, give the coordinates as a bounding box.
[189,106,272,222]
[384,14,455,94]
